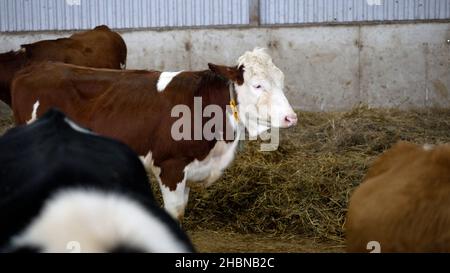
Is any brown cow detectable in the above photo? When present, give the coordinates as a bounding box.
[0,25,126,107]
[12,48,298,221]
[346,141,450,253]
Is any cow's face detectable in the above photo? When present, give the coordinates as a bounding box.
[209,48,297,137]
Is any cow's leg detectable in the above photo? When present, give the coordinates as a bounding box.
[141,156,189,222]
[159,176,190,222]
[159,160,190,222]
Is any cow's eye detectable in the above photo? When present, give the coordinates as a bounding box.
[254,85,262,89]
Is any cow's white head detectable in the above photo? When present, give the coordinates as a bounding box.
[209,48,297,137]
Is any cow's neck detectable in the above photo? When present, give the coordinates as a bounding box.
[197,72,232,109]
[196,72,239,142]
[183,74,241,185]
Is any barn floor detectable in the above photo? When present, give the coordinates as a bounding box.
[2,103,450,253]
[187,230,344,252]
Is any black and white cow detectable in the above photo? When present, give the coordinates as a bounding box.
[0,109,194,253]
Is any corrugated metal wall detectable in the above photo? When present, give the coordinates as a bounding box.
[0,0,249,32]
[260,0,450,24]
[0,0,449,32]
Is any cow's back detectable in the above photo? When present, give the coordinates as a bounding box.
[11,62,164,155]
[0,109,194,252]
[12,62,82,124]
[69,25,127,68]
[12,62,118,123]
[21,38,85,65]
[22,25,126,69]
[346,141,450,252]
[1,26,127,107]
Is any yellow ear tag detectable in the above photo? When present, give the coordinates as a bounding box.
[230,99,239,122]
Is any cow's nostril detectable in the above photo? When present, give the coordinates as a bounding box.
[285,115,297,122]
[285,114,298,126]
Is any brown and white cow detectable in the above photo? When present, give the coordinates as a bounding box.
[12,48,297,220]
[346,141,450,253]
[0,25,126,107]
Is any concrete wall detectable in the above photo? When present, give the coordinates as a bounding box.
[0,22,449,111]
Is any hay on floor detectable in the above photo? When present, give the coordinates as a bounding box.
[2,105,450,243]
[178,106,450,242]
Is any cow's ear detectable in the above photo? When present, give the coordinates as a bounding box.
[208,63,244,85]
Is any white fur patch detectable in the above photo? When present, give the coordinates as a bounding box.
[234,48,296,136]
[141,151,188,221]
[159,178,189,221]
[120,62,126,69]
[10,189,191,253]
[140,118,240,221]
[64,117,93,135]
[140,151,161,177]
[27,100,40,124]
[184,116,241,187]
[157,71,183,92]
